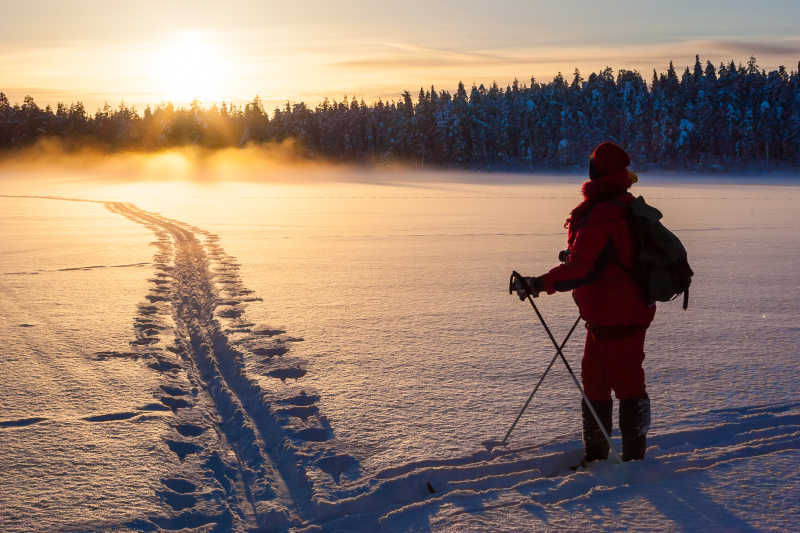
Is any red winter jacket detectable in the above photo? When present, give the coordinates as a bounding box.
[539,172,656,328]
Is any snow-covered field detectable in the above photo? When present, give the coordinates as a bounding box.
[1,169,798,532]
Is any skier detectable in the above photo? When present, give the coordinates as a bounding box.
[513,141,653,463]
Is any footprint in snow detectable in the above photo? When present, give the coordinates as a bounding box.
[165,439,203,461]
[252,327,286,337]
[161,478,196,493]
[217,307,244,319]
[277,405,319,420]
[157,490,197,511]
[0,417,48,428]
[268,367,307,381]
[93,351,143,361]
[160,385,189,396]
[252,346,288,358]
[282,392,319,406]
[138,402,171,412]
[291,427,331,442]
[148,357,181,372]
[317,455,360,483]
[176,423,207,437]
[161,396,192,411]
[83,412,138,422]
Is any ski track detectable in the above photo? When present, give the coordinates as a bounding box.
[100,201,367,532]
[6,194,797,531]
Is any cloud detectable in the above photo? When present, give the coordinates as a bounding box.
[330,38,800,73]
[685,39,800,59]
[333,43,515,69]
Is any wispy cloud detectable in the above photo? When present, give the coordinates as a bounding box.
[687,39,800,58]
[331,38,800,73]
[333,44,517,69]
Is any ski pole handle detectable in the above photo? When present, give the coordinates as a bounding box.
[509,270,532,295]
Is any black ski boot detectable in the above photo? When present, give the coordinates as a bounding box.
[620,395,650,461]
[581,399,613,464]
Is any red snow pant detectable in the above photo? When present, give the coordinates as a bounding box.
[581,324,647,402]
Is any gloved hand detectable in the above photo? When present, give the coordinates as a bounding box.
[512,276,542,300]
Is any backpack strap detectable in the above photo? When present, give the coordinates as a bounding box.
[604,198,638,277]
[553,239,617,292]
[683,288,689,310]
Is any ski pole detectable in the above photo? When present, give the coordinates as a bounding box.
[510,271,622,463]
[501,315,582,444]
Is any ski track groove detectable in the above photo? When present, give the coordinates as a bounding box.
[107,202,290,530]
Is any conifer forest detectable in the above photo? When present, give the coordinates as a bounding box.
[2,56,799,170]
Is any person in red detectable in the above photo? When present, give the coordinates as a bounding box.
[515,141,654,463]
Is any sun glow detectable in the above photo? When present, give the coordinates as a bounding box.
[152,32,229,105]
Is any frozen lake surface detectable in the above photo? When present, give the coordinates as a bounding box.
[1,169,798,531]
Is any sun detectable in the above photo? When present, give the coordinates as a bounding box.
[152,32,228,104]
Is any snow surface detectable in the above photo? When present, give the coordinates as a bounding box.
[1,171,799,532]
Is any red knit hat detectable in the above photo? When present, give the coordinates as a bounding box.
[589,142,630,179]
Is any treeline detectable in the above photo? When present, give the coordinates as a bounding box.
[1,56,799,170]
